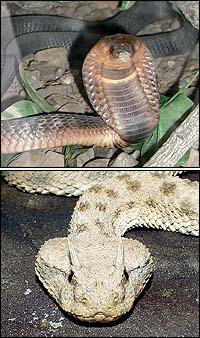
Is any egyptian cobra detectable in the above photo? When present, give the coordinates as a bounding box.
[2,170,199,323]
[1,1,198,154]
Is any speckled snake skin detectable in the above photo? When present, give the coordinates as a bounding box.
[2,171,199,323]
[1,1,198,154]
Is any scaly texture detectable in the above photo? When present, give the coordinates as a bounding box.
[1,33,159,153]
[1,0,198,154]
[83,34,159,144]
[2,171,199,323]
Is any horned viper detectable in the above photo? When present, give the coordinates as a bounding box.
[2,170,199,323]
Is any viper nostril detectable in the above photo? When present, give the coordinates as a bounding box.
[94,313,106,321]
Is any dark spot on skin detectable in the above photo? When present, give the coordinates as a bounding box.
[95,219,104,229]
[126,179,141,192]
[116,174,130,181]
[185,180,198,188]
[180,200,196,217]
[127,201,136,208]
[94,219,111,236]
[145,197,157,208]
[96,202,107,211]
[106,189,118,198]
[30,172,50,185]
[88,185,102,193]
[77,223,88,233]
[152,172,161,177]
[78,201,90,211]
[160,182,176,195]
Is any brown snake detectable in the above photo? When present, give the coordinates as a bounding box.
[1,34,159,154]
[1,0,199,155]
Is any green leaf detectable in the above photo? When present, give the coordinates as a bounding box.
[141,93,194,162]
[63,145,88,167]
[161,70,199,111]
[140,70,198,162]
[1,100,43,120]
[131,142,144,151]
[160,93,169,105]
[120,1,136,11]
[19,63,55,113]
[176,149,191,166]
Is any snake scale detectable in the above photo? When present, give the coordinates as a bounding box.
[2,170,199,323]
[1,1,198,154]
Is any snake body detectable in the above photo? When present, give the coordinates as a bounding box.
[2,171,199,322]
[1,1,198,154]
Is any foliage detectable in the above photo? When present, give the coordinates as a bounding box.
[120,1,136,11]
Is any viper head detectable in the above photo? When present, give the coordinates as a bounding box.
[58,237,153,323]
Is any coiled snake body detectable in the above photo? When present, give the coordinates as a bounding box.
[1,1,198,154]
[2,171,199,322]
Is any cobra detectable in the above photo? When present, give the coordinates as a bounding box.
[1,1,198,154]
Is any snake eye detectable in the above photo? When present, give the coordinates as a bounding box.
[68,271,76,285]
[122,269,129,284]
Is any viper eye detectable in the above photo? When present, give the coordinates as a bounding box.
[123,269,129,283]
[68,271,76,284]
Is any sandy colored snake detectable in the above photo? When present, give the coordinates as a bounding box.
[2,170,199,322]
[1,1,198,154]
